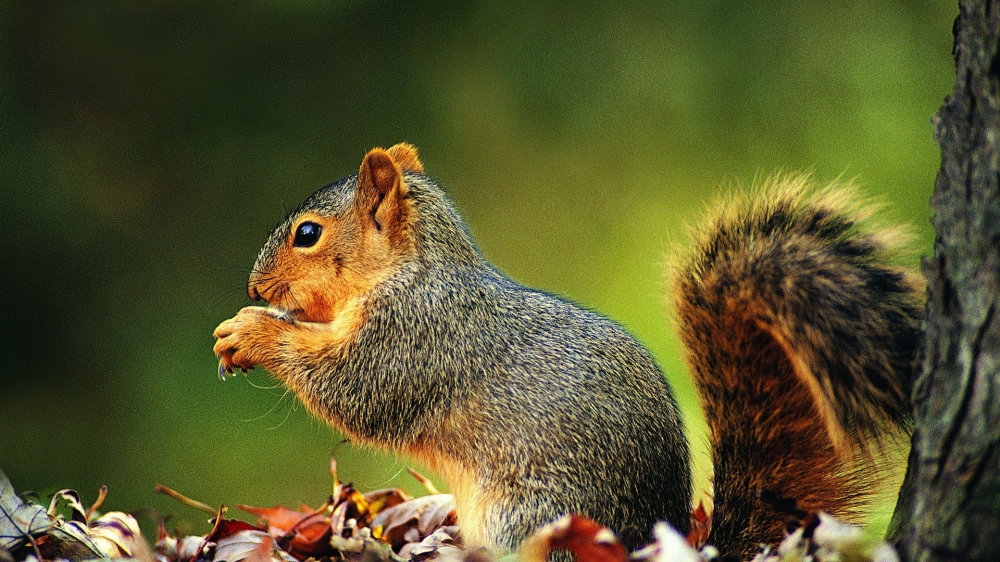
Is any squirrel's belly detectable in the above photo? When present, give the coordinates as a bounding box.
[405,442,492,549]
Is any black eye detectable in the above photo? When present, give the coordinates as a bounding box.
[293,221,322,247]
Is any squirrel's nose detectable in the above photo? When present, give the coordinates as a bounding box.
[248,284,263,301]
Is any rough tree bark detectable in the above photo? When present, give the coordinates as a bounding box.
[887,1,1000,561]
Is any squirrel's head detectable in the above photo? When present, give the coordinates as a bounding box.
[247,143,425,323]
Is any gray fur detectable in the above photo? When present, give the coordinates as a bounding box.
[255,172,692,552]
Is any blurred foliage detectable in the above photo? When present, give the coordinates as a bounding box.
[1,0,953,535]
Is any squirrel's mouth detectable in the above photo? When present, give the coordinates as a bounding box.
[261,285,338,323]
[251,282,306,321]
[286,308,307,321]
[267,307,306,322]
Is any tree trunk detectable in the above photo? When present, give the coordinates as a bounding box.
[887,1,1000,561]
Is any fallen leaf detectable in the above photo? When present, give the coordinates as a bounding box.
[686,500,711,549]
[156,534,209,562]
[88,511,143,557]
[370,495,456,552]
[0,470,49,551]
[631,522,700,562]
[329,528,404,562]
[236,505,317,537]
[215,530,297,562]
[39,520,103,561]
[405,469,439,496]
[520,515,626,562]
[204,520,260,543]
[363,489,411,518]
[279,515,332,561]
[46,490,87,524]
[399,527,461,561]
[236,501,336,560]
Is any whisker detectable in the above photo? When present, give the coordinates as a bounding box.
[211,264,258,274]
[244,371,291,405]
[265,391,297,431]
[202,282,254,302]
[250,271,279,284]
[258,279,284,302]
[240,384,295,427]
[246,374,287,392]
[287,286,305,314]
[274,283,288,306]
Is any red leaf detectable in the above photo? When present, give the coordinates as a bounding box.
[209,520,263,542]
[236,505,316,537]
[280,511,333,561]
[686,500,711,548]
[281,524,333,561]
[522,515,626,562]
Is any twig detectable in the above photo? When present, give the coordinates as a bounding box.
[86,486,108,523]
[190,505,228,562]
[407,468,440,495]
[154,484,217,515]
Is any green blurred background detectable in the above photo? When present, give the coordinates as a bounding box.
[2,0,953,535]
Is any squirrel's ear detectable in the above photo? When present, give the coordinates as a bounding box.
[357,147,409,236]
[387,143,424,175]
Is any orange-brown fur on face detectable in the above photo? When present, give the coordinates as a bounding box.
[215,145,420,378]
[249,211,358,323]
[249,146,416,322]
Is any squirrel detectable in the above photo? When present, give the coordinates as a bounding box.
[213,144,923,559]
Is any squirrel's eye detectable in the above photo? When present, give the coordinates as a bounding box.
[293,221,322,248]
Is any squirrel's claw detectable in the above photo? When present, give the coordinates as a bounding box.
[217,358,248,380]
[213,307,279,377]
[218,360,233,380]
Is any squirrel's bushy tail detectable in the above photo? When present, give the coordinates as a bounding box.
[673,175,923,558]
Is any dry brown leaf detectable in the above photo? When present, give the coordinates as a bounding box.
[370,495,456,552]
[363,489,411,517]
[215,530,297,562]
[398,527,461,561]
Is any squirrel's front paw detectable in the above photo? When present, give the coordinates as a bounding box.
[213,307,288,379]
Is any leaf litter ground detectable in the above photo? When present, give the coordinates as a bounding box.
[0,460,900,562]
